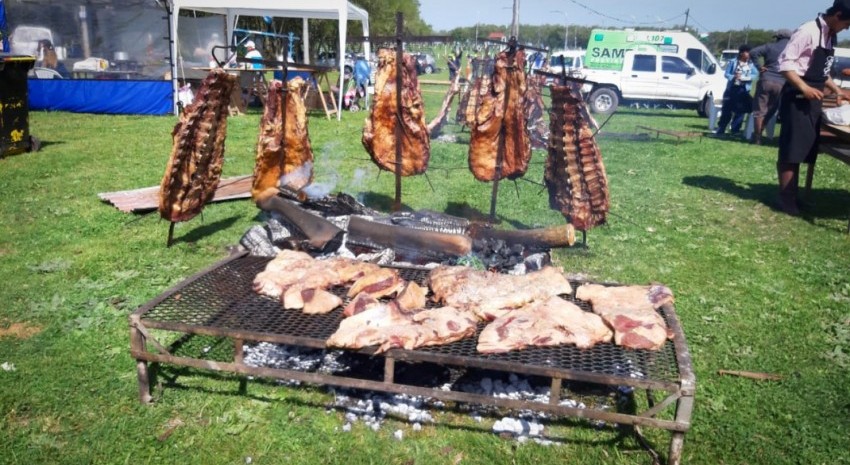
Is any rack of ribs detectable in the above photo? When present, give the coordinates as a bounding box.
[251,77,314,200]
[468,49,531,182]
[159,69,236,223]
[362,48,430,176]
[575,283,675,350]
[544,84,610,231]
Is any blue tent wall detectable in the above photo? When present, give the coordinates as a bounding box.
[0,0,9,52]
[28,79,173,115]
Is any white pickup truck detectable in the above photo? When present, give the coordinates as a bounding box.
[581,50,726,116]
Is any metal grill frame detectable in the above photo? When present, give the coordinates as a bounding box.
[129,251,695,465]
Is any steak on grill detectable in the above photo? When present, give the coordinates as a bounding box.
[429,265,572,321]
[327,302,477,353]
[477,296,612,353]
[362,49,430,176]
[253,250,400,314]
[575,283,674,350]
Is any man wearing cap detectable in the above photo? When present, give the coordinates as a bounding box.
[776,0,850,216]
[749,29,792,145]
[245,40,263,69]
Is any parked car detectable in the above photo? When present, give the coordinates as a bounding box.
[414,53,438,75]
[718,49,738,69]
[581,50,726,115]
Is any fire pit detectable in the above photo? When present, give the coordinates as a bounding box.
[129,249,695,465]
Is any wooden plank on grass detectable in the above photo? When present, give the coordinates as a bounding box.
[99,175,254,213]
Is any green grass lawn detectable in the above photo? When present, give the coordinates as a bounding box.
[1,81,850,465]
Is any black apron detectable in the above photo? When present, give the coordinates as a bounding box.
[778,17,835,164]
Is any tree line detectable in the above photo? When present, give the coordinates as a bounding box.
[223,0,850,62]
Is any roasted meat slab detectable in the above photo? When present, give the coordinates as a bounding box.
[575,283,674,350]
[477,296,612,353]
[362,49,430,176]
[253,251,400,314]
[429,265,572,321]
[159,69,237,222]
[252,77,314,199]
[326,302,477,353]
[468,50,531,182]
[545,84,610,231]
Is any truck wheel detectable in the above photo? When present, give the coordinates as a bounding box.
[424,65,434,74]
[697,96,711,117]
[589,88,618,114]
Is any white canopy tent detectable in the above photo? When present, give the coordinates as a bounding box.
[167,0,370,119]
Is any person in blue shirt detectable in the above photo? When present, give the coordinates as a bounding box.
[244,40,263,69]
[715,45,759,136]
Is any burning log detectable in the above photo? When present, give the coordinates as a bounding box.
[254,188,343,250]
[348,215,472,257]
[469,223,576,249]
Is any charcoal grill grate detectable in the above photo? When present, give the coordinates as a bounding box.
[139,254,682,385]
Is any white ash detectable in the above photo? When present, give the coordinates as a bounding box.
[243,342,591,444]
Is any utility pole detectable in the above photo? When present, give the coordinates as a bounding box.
[551,10,568,50]
[684,8,690,30]
[511,0,520,39]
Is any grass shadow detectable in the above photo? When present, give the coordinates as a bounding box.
[172,215,241,245]
[682,175,850,223]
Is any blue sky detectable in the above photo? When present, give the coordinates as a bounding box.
[419,0,833,35]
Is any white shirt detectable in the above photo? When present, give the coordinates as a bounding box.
[779,15,833,77]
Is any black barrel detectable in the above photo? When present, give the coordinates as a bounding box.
[0,54,36,157]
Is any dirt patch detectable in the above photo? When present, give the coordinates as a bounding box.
[0,321,43,339]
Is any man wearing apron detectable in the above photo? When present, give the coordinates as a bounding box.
[777,0,850,216]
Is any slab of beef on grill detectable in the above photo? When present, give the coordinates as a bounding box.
[252,77,314,200]
[545,84,610,231]
[327,302,477,353]
[362,49,430,176]
[159,69,236,222]
[477,295,612,353]
[468,50,531,182]
[575,283,675,350]
[429,265,572,321]
[252,250,397,315]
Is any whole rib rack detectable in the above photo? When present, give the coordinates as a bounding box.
[544,84,610,230]
[159,68,237,223]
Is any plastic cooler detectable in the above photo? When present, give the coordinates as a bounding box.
[0,54,37,157]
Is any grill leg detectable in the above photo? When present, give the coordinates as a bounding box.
[130,324,153,404]
[384,357,395,384]
[234,339,247,395]
[668,393,694,465]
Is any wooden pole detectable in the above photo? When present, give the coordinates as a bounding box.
[393,12,404,211]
